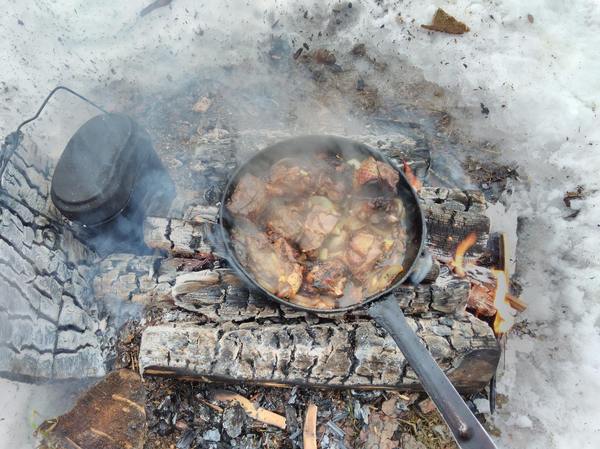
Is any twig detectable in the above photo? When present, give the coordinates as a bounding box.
[214,390,286,429]
[199,398,223,413]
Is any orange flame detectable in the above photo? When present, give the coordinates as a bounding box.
[403,161,422,191]
[451,232,477,277]
[492,269,515,335]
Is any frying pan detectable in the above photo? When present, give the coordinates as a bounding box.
[218,136,497,449]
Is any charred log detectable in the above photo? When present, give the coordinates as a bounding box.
[139,314,499,392]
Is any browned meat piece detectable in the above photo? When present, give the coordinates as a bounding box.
[233,225,303,299]
[348,197,405,226]
[345,231,384,281]
[305,259,348,297]
[227,174,268,218]
[291,294,337,310]
[265,201,305,242]
[267,158,314,197]
[365,263,404,295]
[310,158,352,202]
[353,156,399,191]
[299,197,340,252]
[315,171,350,202]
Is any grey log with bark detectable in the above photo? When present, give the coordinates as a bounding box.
[139,312,499,392]
[0,138,105,381]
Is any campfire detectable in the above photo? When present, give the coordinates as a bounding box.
[0,8,527,449]
[450,232,525,335]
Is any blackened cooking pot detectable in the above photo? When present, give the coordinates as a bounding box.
[51,113,175,254]
[217,135,498,449]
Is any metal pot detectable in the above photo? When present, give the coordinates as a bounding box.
[217,135,497,449]
[50,113,175,254]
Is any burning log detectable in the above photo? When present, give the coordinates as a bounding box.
[139,314,500,392]
[144,187,490,263]
[170,266,470,318]
[452,232,525,334]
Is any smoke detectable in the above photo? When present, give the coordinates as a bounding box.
[0,2,475,447]
[3,1,598,448]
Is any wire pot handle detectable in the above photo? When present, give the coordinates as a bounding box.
[0,86,107,187]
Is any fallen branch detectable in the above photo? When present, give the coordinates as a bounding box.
[214,390,286,429]
[303,403,318,449]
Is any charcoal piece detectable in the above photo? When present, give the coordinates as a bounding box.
[222,405,245,439]
[176,429,196,449]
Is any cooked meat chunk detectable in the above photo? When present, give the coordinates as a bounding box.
[267,158,314,197]
[314,167,351,202]
[353,156,400,191]
[265,201,305,242]
[305,259,348,297]
[365,263,404,295]
[299,197,340,252]
[229,152,409,309]
[345,231,384,280]
[227,174,268,218]
[234,226,303,299]
[272,237,304,298]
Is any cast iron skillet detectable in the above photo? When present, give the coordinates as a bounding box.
[219,136,497,449]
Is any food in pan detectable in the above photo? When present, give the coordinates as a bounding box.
[228,154,407,309]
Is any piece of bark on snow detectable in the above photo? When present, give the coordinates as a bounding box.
[421,8,470,34]
[37,369,146,449]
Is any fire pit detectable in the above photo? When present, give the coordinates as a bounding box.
[1,47,523,449]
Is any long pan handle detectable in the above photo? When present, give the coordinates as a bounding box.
[369,296,498,449]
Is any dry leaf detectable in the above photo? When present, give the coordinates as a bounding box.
[381,398,397,416]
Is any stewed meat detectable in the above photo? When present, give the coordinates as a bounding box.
[232,222,303,299]
[266,201,305,242]
[227,151,409,309]
[267,158,314,197]
[345,231,384,281]
[353,156,400,191]
[305,259,348,297]
[227,174,268,218]
[299,196,340,252]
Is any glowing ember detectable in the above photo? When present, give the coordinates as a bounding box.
[492,268,515,334]
[451,232,477,277]
[403,161,422,191]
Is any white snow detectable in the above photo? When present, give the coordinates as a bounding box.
[1,1,600,448]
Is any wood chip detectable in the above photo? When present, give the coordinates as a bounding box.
[507,293,527,313]
[214,390,286,429]
[303,403,318,449]
[421,8,470,35]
